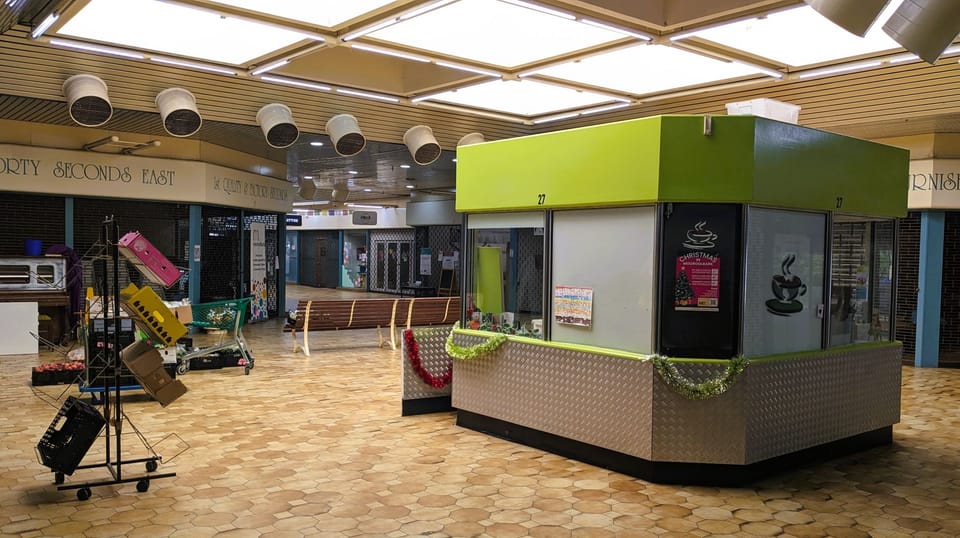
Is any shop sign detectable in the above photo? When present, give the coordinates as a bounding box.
[352,211,377,225]
[0,143,294,212]
[285,214,302,226]
[908,159,960,209]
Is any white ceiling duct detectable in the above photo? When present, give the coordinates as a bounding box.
[62,74,112,127]
[403,125,441,165]
[325,114,366,156]
[155,87,201,137]
[256,103,299,148]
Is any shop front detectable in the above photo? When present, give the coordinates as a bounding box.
[450,115,907,484]
[0,143,294,322]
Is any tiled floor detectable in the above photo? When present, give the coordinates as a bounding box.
[3,290,960,537]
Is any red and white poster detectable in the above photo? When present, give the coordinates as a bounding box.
[674,252,720,312]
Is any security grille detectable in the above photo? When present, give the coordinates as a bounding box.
[414,225,461,292]
[201,206,241,302]
[73,198,189,300]
[369,229,415,294]
[516,228,543,315]
[0,192,65,256]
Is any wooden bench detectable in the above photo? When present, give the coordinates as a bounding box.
[285,296,460,356]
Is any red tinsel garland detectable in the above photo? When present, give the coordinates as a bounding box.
[403,329,453,389]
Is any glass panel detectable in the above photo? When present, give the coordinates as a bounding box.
[341,231,366,289]
[742,208,826,357]
[830,218,895,346]
[467,225,544,338]
[399,242,411,288]
[284,231,298,283]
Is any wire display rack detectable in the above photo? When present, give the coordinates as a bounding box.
[36,217,178,501]
[177,297,255,375]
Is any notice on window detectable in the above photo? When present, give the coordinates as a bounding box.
[675,252,720,312]
[554,285,593,327]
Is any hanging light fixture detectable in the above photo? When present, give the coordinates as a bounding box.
[803,0,892,36]
[882,0,960,63]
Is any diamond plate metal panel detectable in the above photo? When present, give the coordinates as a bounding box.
[402,327,453,400]
[452,335,653,459]
[651,362,748,464]
[745,344,902,463]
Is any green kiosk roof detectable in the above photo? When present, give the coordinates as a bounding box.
[455,115,909,218]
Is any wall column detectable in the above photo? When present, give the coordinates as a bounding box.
[915,210,945,367]
[189,205,202,305]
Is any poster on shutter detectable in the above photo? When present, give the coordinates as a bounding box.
[250,222,267,321]
[675,252,720,311]
[420,247,432,276]
[553,286,593,327]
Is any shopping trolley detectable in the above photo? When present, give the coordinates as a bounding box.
[177,297,254,375]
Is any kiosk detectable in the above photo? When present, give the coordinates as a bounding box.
[450,115,907,484]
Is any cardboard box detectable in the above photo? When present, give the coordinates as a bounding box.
[153,380,187,407]
[121,341,187,407]
[172,305,193,325]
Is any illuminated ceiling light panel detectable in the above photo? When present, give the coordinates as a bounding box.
[684,4,902,67]
[56,0,313,65]
[367,0,625,68]
[423,79,615,116]
[207,0,397,28]
[536,44,768,95]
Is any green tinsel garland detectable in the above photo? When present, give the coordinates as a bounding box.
[445,322,508,360]
[650,354,748,400]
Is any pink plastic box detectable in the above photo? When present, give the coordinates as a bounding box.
[118,232,181,288]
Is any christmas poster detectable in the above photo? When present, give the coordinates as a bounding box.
[674,252,720,312]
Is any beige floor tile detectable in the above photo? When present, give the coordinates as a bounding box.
[5,295,960,537]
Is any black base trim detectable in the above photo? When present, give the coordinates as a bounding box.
[456,410,892,486]
[402,396,453,416]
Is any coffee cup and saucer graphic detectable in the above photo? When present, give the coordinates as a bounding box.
[766,253,806,316]
[682,221,717,250]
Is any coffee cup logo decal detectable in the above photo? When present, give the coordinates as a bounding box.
[766,253,807,316]
[682,221,718,250]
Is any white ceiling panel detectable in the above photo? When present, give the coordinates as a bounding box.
[424,79,617,116]
[535,44,770,96]
[682,4,902,67]
[207,0,399,29]
[366,0,627,68]
[57,0,314,65]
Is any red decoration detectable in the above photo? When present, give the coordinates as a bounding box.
[403,329,452,389]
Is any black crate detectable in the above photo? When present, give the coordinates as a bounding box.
[31,369,53,386]
[86,319,137,387]
[37,397,106,475]
[189,355,222,370]
[217,349,246,368]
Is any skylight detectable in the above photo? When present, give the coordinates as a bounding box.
[535,44,772,96]
[207,0,398,29]
[423,79,617,116]
[366,0,626,68]
[682,4,902,67]
[56,0,314,65]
